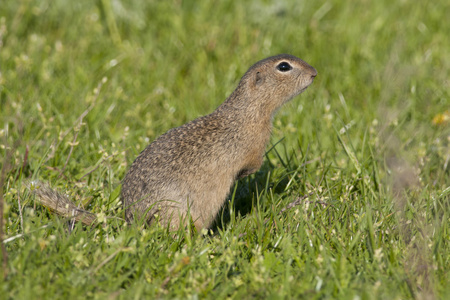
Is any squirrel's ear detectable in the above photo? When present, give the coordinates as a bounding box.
[254,71,264,87]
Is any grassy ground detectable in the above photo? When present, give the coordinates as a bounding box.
[1,0,449,299]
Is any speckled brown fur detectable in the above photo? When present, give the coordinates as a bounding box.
[121,54,317,229]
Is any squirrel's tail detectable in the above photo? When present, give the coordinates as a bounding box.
[29,181,96,226]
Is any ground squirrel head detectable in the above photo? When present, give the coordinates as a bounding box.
[228,54,317,113]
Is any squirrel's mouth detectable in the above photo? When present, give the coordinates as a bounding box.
[288,86,309,101]
[297,86,309,96]
[295,80,314,96]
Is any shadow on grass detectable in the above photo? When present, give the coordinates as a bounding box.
[211,161,294,232]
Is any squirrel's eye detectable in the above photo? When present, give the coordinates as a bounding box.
[276,62,293,72]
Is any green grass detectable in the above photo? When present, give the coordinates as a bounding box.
[1,0,449,298]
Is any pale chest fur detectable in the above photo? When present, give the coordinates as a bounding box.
[236,119,272,177]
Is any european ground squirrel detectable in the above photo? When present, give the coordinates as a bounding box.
[32,54,317,230]
[121,54,317,229]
